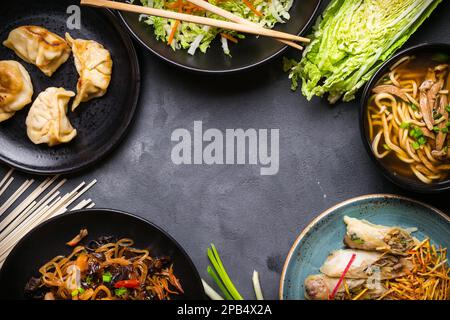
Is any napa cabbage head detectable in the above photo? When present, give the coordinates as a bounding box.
[285,0,442,103]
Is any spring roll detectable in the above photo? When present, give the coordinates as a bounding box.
[343,216,418,255]
[320,249,413,280]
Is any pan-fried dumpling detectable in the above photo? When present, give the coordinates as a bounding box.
[0,60,33,122]
[65,33,112,111]
[304,274,386,300]
[26,87,77,146]
[320,249,413,280]
[3,26,71,77]
[343,216,418,255]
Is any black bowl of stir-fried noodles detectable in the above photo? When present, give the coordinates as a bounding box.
[360,43,450,193]
[0,209,205,300]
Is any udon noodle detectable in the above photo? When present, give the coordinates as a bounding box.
[367,55,450,184]
[24,231,184,300]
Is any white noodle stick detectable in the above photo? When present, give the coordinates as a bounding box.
[51,207,68,219]
[27,179,67,215]
[60,180,97,211]
[0,180,97,263]
[0,201,39,238]
[0,179,33,215]
[0,178,51,233]
[0,197,61,256]
[0,191,60,243]
[20,178,67,224]
[0,202,63,257]
[0,180,34,216]
[71,199,91,211]
[5,194,87,253]
[0,195,62,253]
[49,181,88,212]
[0,169,13,189]
[36,181,87,218]
[0,177,14,197]
[87,202,95,209]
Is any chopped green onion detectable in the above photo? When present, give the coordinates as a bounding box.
[71,289,79,297]
[412,141,420,150]
[102,272,112,283]
[86,276,92,285]
[433,126,440,133]
[78,287,85,294]
[417,136,427,145]
[409,126,423,139]
[446,122,450,128]
[410,103,418,111]
[446,105,450,113]
[442,127,449,134]
[114,288,127,296]
[400,122,410,129]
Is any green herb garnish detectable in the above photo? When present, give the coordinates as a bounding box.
[412,141,420,150]
[400,122,410,129]
[409,126,423,139]
[115,288,128,297]
[417,136,427,146]
[102,272,112,283]
[71,289,79,297]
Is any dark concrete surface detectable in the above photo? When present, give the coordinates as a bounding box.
[1,1,449,299]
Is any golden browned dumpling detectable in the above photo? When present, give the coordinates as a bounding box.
[26,87,77,147]
[0,60,33,122]
[65,33,112,111]
[3,26,71,77]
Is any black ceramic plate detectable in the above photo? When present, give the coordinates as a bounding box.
[0,0,140,175]
[0,209,205,300]
[360,43,450,193]
[117,0,321,73]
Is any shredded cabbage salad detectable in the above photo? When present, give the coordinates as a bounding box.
[135,0,293,56]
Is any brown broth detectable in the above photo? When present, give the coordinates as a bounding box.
[366,52,450,184]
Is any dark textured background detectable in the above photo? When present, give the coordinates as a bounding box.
[0,1,449,299]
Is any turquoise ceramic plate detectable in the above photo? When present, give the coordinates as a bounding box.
[279,194,450,300]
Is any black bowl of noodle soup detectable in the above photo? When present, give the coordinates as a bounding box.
[360,43,450,193]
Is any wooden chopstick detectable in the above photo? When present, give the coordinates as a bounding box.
[80,0,309,44]
[186,0,305,50]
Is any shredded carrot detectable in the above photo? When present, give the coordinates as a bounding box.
[220,33,238,44]
[352,288,368,300]
[75,253,88,272]
[329,253,356,300]
[242,0,263,17]
[168,20,180,45]
[352,238,450,300]
[167,0,183,46]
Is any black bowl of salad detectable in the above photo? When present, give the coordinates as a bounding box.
[117,0,322,73]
